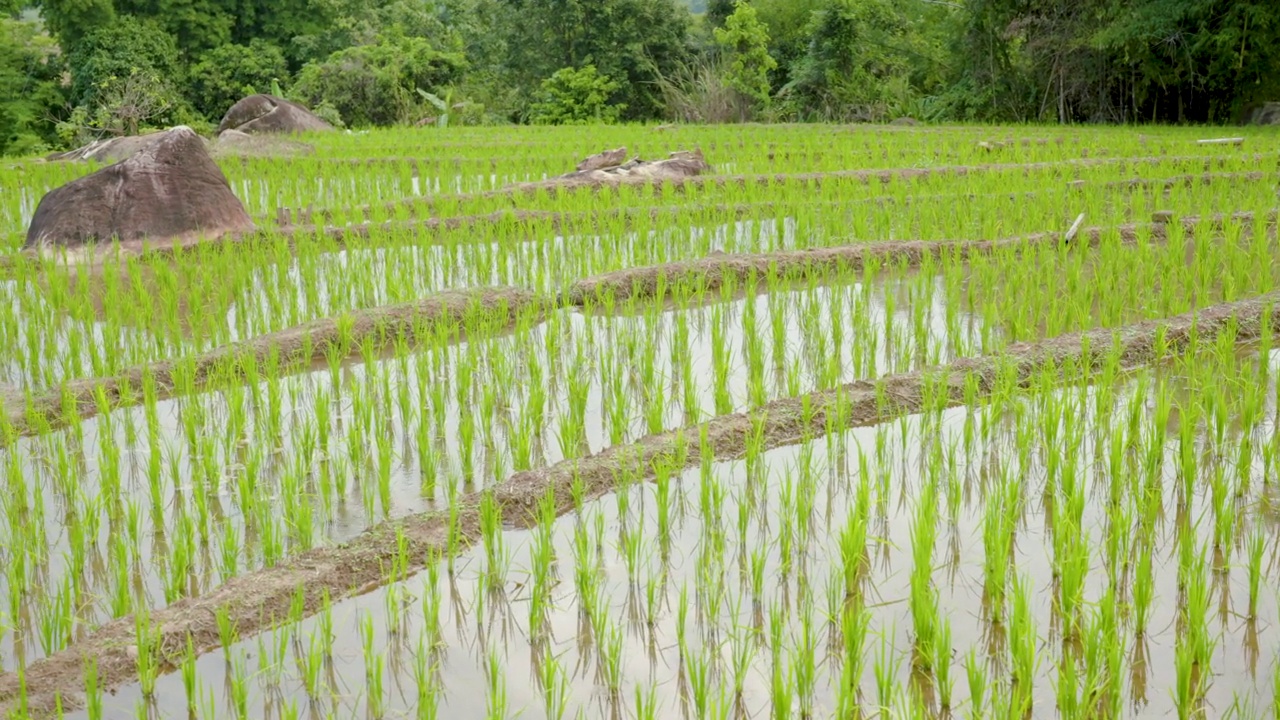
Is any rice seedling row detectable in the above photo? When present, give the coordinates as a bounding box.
[3,123,1280,718]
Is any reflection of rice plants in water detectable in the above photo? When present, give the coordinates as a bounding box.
[0,123,1279,718]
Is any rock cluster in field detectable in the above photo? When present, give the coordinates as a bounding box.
[556,147,711,186]
[217,94,334,135]
[24,126,254,250]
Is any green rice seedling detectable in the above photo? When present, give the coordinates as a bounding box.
[836,597,870,718]
[909,475,939,671]
[1272,658,1280,720]
[216,604,239,659]
[874,627,902,717]
[34,575,73,656]
[83,656,103,720]
[297,627,327,701]
[479,491,509,592]
[600,622,626,699]
[635,681,661,720]
[1008,573,1037,712]
[935,618,953,712]
[1246,525,1265,619]
[982,474,1016,623]
[771,649,794,720]
[180,635,197,715]
[687,641,713,719]
[361,611,386,718]
[411,633,440,720]
[133,606,159,700]
[228,651,250,720]
[540,644,569,720]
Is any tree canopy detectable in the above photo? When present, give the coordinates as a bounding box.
[0,0,1277,155]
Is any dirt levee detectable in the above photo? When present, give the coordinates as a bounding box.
[2,287,544,441]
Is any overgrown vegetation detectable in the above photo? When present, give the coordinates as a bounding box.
[1,0,1277,153]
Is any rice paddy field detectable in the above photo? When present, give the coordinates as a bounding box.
[1,122,1280,719]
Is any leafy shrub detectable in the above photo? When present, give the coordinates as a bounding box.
[0,18,66,156]
[66,15,184,109]
[189,40,290,119]
[290,35,466,127]
[713,0,776,118]
[527,65,624,125]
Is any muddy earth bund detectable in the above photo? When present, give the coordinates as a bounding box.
[0,274,986,669]
[4,281,1280,716]
[64,375,1280,719]
[4,206,1276,448]
[259,152,1280,230]
[8,197,1275,398]
[2,287,542,439]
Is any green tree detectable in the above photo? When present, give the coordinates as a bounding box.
[65,15,185,110]
[35,0,116,49]
[498,0,693,120]
[189,39,289,118]
[0,18,66,155]
[290,34,466,126]
[940,0,1280,123]
[751,0,824,90]
[527,65,624,124]
[787,0,948,121]
[114,0,234,54]
[713,0,775,114]
[705,0,734,27]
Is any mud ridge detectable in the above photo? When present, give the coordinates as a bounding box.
[273,166,1264,230]
[7,161,1272,274]
[6,210,1275,440]
[1,287,545,442]
[564,210,1279,305]
[4,279,1280,717]
[290,153,1280,228]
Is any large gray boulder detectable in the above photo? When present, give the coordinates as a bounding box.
[211,128,315,157]
[217,94,333,135]
[25,126,254,251]
[47,130,211,163]
[1251,102,1280,125]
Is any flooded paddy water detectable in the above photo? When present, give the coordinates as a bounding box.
[65,345,1280,719]
[0,271,982,669]
[3,124,1280,719]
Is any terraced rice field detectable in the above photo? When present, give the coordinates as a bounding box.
[2,123,1280,719]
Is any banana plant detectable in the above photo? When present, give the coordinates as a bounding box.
[416,88,455,128]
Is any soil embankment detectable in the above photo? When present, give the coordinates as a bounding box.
[564,210,1277,304]
[2,287,544,440]
[285,153,1280,228]
[6,210,1276,440]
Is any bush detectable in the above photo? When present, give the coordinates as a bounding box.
[66,16,184,110]
[0,18,66,156]
[713,0,777,118]
[189,40,290,119]
[527,65,624,125]
[57,68,194,143]
[290,35,466,127]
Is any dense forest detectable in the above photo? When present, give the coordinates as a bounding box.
[2,0,1278,155]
